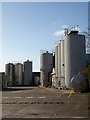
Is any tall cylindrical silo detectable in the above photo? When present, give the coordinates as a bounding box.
[15,63,23,85]
[55,45,58,88]
[58,41,61,87]
[64,32,86,88]
[60,40,65,88]
[24,60,32,86]
[5,63,15,86]
[40,51,53,87]
[10,64,15,86]
[5,63,10,85]
[0,72,7,89]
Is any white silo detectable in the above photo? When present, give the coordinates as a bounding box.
[57,41,61,88]
[60,40,65,88]
[40,51,53,87]
[64,31,86,88]
[24,60,32,86]
[15,63,23,85]
[55,45,58,88]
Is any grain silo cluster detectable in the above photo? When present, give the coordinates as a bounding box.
[40,27,90,92]
[53,30,86,89]
[4,60,33,87]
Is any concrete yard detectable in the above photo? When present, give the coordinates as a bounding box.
[1,87,90,119]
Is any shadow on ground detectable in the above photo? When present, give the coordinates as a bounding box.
[2,87,34,91]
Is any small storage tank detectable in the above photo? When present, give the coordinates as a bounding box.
[58,41,61,87]
[24,60,32,86]
[5,63,15,86]
[55,45,58,88]
[15,63,23,85]
[40,51,53,87]
[71,74,88,92]
[64,31,86,88]
[60,40,65,88]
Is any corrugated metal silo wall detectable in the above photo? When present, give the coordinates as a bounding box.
[24,61,32,86]
[15,63,23,85]
[40,53,53,87]
[58,42,61,87]
[64,34,86,88]
[61,40,65,88]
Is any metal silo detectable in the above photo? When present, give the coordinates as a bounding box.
[0,72,7,89]
[55,45,58,88]
[64,31,86,88]
[15,63,23,85]
[5,63,10,85]
[57,41,61,88]
[40,51,53,87]
[60,40,65,88]
[9,63,15,86]
[5,63,15,86]
[24,60,32,86]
